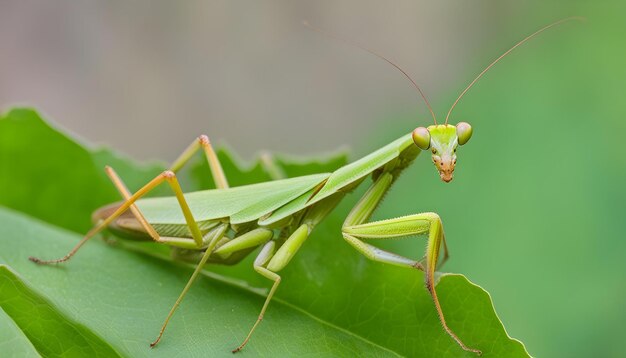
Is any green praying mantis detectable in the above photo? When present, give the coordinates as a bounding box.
[29,17,582,355]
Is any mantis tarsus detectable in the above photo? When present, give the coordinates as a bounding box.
[29,16,582,355]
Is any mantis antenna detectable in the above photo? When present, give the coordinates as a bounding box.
[303,20,438,125]
[445,16,585,124]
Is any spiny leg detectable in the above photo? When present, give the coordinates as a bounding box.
[438,231,450,270]
[342,232,424,270]
[150,222,230,347]
[29,170,206,264]
[341,172,481,355]
[232,223,310,353]
[344,214,479,354]
[170,134,229,189]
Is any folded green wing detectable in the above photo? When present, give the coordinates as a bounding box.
[259,133,415,226]
[136,133,415,228]
[135,173,330,225]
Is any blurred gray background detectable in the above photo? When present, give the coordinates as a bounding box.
[0,0,495,160]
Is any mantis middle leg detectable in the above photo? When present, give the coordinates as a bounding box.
[150,227,273,347]
[216,224,312,353]
[341,172,481,355]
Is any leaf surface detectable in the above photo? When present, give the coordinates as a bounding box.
[0,265,121,357]
[0,306,40,357]
[0,108,529,357]
[0,207,398,357]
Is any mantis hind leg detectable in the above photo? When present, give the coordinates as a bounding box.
[341,172,481,355]
[169,134,229,189]
[29,169,207,264]
[101,134,231,246]
[103,166,214,248]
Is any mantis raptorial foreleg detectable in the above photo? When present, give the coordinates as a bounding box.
[29,170,206,264]
[341,172,481,355]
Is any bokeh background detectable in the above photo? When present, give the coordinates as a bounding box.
[1,1,624,357]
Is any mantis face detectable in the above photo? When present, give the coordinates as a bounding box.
[412,122,473,183]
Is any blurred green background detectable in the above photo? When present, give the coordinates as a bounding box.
[1,1,624,357]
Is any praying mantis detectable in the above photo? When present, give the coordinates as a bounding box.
[29,17,582,355]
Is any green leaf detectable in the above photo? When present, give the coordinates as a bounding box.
[0,108,529,357]
[0,207,398,357]
[0,306,40,357]
[0,265,121,357]
[0,108,164,234]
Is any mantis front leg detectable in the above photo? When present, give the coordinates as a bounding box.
[341,172,481,355]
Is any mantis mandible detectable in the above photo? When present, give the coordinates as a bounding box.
[29,17,582,355]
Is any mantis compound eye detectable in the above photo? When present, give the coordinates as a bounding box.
[456,122,473,145]
[412,127,431,150]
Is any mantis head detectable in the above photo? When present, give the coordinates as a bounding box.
[304,17,581,183]
[412,123,472,183]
